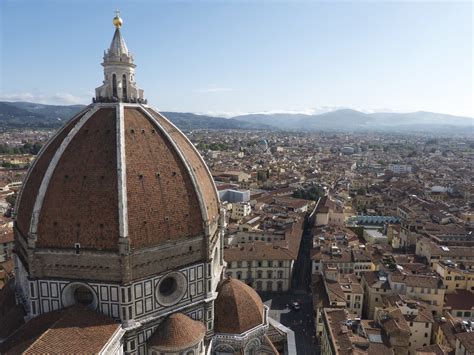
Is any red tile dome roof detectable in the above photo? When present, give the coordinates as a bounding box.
[214,278,265,334]
[15,104,219,252]
[147,313,206,352]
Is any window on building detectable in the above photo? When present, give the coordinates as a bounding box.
[112,73,118,97]
[122,74,127,98]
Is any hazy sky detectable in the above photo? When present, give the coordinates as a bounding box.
[0,0,472,117]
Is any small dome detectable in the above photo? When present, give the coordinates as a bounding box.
[147,313,206,352]
[214,278,264,334]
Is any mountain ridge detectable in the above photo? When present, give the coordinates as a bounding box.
[0,101,472,133]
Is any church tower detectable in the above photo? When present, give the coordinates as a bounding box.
[13,12,226,354]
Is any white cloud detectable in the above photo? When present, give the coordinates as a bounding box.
[198,106,348,118]
[195,85,236,94]
[0,92,90,105]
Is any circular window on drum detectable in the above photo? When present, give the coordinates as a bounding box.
[155,272,187,306]
[61,282,98,310]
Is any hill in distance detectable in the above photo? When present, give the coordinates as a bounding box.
[232,108,474,132]
[0,101,270,131]
[0,101,472,133]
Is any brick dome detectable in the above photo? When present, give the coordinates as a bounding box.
[214,278,265,334]
[15,104,219,253]
[147,313,206,352]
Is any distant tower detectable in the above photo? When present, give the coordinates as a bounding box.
[95,10,145,102]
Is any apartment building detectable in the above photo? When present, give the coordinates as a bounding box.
[225,219,303,292]
[435,260,474,293]
[375,295,434,355]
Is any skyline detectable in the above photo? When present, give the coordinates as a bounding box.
[0,0,472,118]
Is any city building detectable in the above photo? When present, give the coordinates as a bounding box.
[224,219,303,292]
[321,308,394,354]
[230,202,252,221]
[375,295,435,355]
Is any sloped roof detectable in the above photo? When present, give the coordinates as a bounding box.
[0,306,120,354]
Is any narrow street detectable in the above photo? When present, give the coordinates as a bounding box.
[261,217,318,354]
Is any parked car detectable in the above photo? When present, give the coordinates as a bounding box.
[291,301,301,310]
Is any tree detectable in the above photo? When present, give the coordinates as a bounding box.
[6,194,17,208]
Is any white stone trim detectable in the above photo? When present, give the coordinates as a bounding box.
[136,106,210,230]
[143,105,220,207]
[99,325,126,355]
[122,295,215,331]
[14,105,92,219]
[29,106,100,237]
[268,317,296,355]
[116,103,129,240]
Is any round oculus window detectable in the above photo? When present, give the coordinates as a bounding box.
[74,285,94,306]
[159,276,177,296]
[155,272,187,306]
[61,283,97,310]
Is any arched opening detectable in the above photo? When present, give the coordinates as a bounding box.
[112,73,118,98]
[122,74,127,99]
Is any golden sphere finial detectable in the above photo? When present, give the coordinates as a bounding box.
[113,9,123,28]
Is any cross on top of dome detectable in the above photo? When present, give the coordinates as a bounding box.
[113,9,123,28]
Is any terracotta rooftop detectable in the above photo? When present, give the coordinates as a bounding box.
[323,308,394,355]
[147,313,206,352]
[0,306,120,354]
[415,343,451,355]
[456,332,474,353]
[214,278,264,334]
[224,219,303,262]
[380,308,410,336]
[444,289,474,310]
[389,272,443,289]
